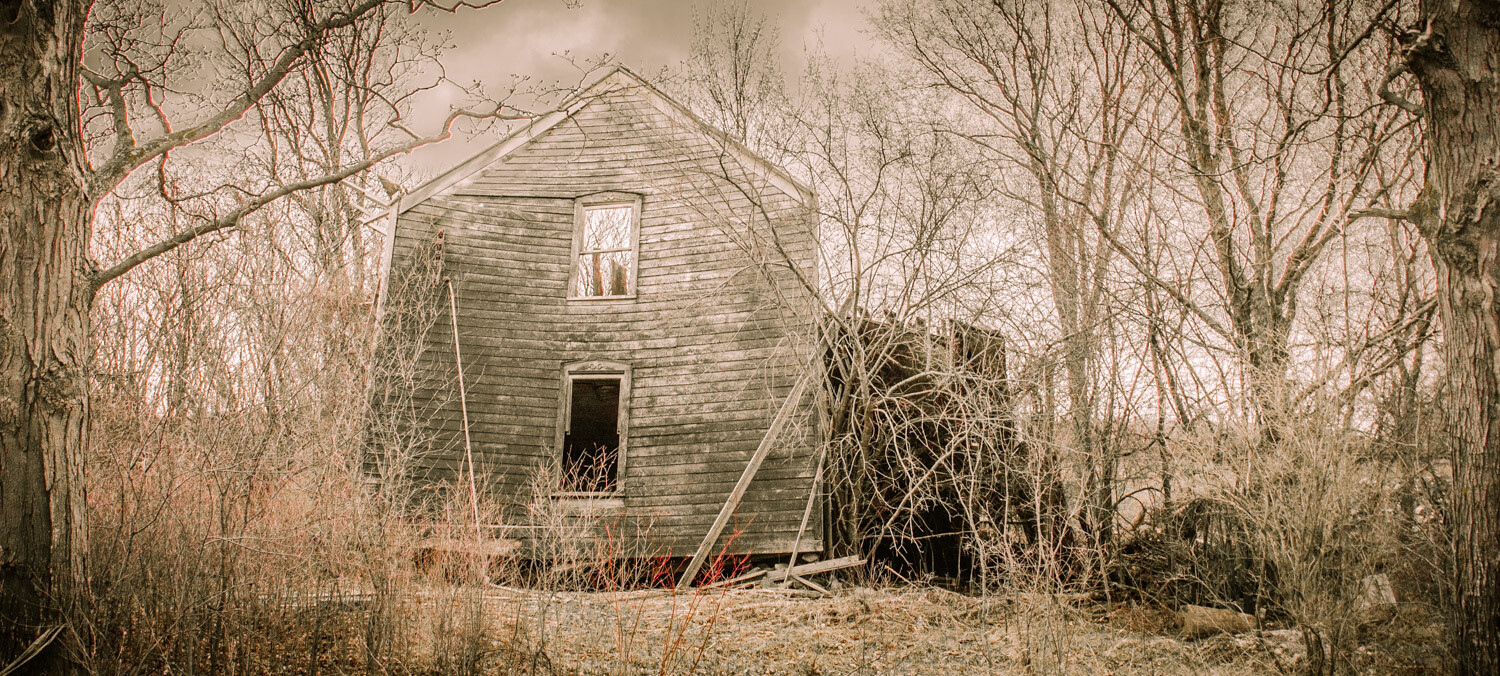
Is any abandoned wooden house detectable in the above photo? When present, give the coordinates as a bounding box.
[369,67,823,574]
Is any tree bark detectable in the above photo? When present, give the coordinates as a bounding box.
[1404,1,1500,671]
[0,0,92,664]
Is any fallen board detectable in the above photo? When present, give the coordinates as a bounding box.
[700,569,768,590]
[789,574,830,595]
[765,555,864,582]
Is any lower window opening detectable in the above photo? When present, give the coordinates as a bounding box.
[562,377,621,493]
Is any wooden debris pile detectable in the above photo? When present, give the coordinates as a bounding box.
[702,555,866,596]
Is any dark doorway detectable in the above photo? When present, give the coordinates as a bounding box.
[562,378,621,492]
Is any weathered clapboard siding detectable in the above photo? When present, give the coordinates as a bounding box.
[375,68,821,557]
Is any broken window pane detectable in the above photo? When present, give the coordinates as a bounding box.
[562,378,621,493]
[571,204,635,297]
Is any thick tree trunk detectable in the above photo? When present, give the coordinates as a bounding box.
[1406,1,1500,671]
[0,0,91,664]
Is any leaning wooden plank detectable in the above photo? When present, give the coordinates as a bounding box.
[781,443,828,587]
[676,369,813,590]
[765,555,864,582]
[447,280,486,583]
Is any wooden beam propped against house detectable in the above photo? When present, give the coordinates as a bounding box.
[676,369,814,590]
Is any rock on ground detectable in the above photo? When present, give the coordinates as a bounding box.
[1355,573,1398,626]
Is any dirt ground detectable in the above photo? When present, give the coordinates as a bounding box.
[434,586,1446,675]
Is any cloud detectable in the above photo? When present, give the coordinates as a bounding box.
[404,0,875,172]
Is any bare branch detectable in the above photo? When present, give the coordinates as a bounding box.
[413,0,508,12]
[92,104,513,290]
[1291,298,1438,405]
[1092,217,1235,344]
[1350,206,1413,222]
[86,0,391,199]
[81,66,138,163]
[1377,62,1424,117]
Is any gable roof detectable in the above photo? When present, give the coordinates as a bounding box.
[394,66,814,214]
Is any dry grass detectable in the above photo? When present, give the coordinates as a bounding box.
[59,367,1450,675]
[63,573,1449,674]
[488,584,1453,674]
[330,584,1322,675]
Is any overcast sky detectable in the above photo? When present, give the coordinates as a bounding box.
[405,0,879,171]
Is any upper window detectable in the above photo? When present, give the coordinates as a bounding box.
[570,193,641,299]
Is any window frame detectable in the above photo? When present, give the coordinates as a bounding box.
[568,192,642,301]
[553,360,631,497]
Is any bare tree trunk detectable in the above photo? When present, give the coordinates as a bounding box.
[1403,2,1500,670]
[0,0,90,661]
[3,0,480,664]
[167,245,195,418]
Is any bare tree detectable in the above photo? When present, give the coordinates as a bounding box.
[0,0,513,663]
[876,0,1161,556]
[1101,0,1418,437]
[682,0,786,152]
[1384,1,1500,670]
